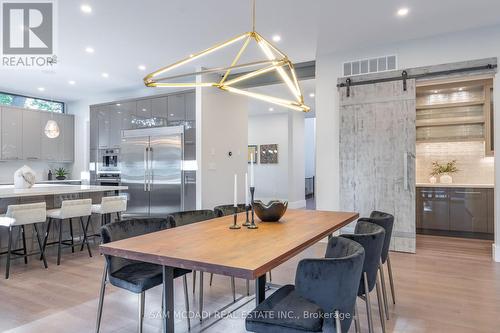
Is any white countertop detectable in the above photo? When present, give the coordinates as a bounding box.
[416,183,494,188]
[0,184,128,199]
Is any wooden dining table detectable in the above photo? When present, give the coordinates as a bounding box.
[99,209,359,333]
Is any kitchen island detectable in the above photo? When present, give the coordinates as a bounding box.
[0,184,128,253]
[0,184,127,199]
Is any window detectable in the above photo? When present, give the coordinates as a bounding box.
[0,92,64,113]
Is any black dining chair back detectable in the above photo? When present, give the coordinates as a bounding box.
[246,236,365,333]
[300,237,365,332]
[166,209,215,227]
[367,211,394,263]
[101,218,172,274]
[341,221,385,295]
[213,204,246,217]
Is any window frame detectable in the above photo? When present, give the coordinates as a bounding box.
[0,91,65,113]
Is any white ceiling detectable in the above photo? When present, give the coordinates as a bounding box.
[1,0,500,102]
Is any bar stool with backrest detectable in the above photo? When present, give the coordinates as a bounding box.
[96,218,191,333]
[0,202,48,279]
[42,198,93,265]
[166,209,217,322]
[91,195,128,225]
[341,220,386,333]
[246,236,365,333]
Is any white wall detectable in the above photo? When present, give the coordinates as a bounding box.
[248,113,289,201]
[197,86,248,210]
[0,161,72,184]
[315,24,500,260]
[247,112,306,208]
[304,118,316,178]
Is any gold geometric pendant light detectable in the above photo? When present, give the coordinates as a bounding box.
[143,0,310,112]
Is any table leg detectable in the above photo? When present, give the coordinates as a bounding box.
[255,274,266,306]
[162,266,175,333]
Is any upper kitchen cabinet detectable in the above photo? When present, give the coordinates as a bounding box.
[97,106,110,149]
[22,109,42,160]
[167,93,186,124]
[1,107,23,160]
[416,78,494,155]
[89,106,99,150]
[108,104,122,148]
[135,99,152,128]
[119,101,137,130]
[60,114,75,162]
[151,97,168,126]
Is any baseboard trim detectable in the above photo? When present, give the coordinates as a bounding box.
[493,244,500,262]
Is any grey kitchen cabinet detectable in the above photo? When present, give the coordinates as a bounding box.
[108,105,122,148]
[60,114,75,162]
[487,189,494,233]
[97,106,110,149]
[1,107,23,160]
[167,93,186,123]
[185,92,195,121]
[120,101,137,130]
[89,107,99,150]
[417,187,493,236]
[40,112,61,161]
[151,97,168,126]
[135,99,152,128]
[22,109,42,160]
[417,188,450,230]
[449,189,488,233]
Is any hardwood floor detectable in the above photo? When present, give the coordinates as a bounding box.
[0,235,499,332]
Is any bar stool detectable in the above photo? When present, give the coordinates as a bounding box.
[43,199,93,265]
[0,202,48,279]
[91,195,127,225]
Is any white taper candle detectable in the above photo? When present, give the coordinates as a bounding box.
[250,153,255,187]
[234,173,237,207]
[245,173,249,206]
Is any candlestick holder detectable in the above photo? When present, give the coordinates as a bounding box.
[243,204,251,226]
[229,206,241,229]
[248,186,258,229]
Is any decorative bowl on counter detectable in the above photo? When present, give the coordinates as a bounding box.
[253,200,288,222]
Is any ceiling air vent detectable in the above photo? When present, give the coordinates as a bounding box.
[343,55,397,76]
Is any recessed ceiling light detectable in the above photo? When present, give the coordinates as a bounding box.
[397,8,409,17]
[37,87,45,92]
[142,108,147,112]
[272,35,281,42]
[68,80,76,85]
[80,4,92,14]
[268,107,274,111]
[85,46,94,53]
[170,113,174,116]
[138,65,146,71]
[433,90,438,94]
[101,72,109,78]
[309,93,315,98]
[116,103,121,106]
[458,87,464,91]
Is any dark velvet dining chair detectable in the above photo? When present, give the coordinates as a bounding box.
[166,209,217,322]
[358,210,395,321]
[95,218,191,333]
[341,221,386,333]
[246,236,365,333]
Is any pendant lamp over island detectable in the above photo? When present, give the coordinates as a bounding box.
[44,119,60,138]
[143,0,310,113]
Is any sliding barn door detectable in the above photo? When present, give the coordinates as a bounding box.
[340,79,416,253]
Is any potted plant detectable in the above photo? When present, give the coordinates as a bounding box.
[430,160,459,184]
[55,167,69,180]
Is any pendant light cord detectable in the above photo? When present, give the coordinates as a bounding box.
[252,0,256,32]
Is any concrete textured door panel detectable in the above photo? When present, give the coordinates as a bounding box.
[340,79,416,253]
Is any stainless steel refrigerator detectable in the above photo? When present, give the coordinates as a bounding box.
[120,126,184,217]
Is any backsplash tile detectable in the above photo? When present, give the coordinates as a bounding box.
[416,141,494,184]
